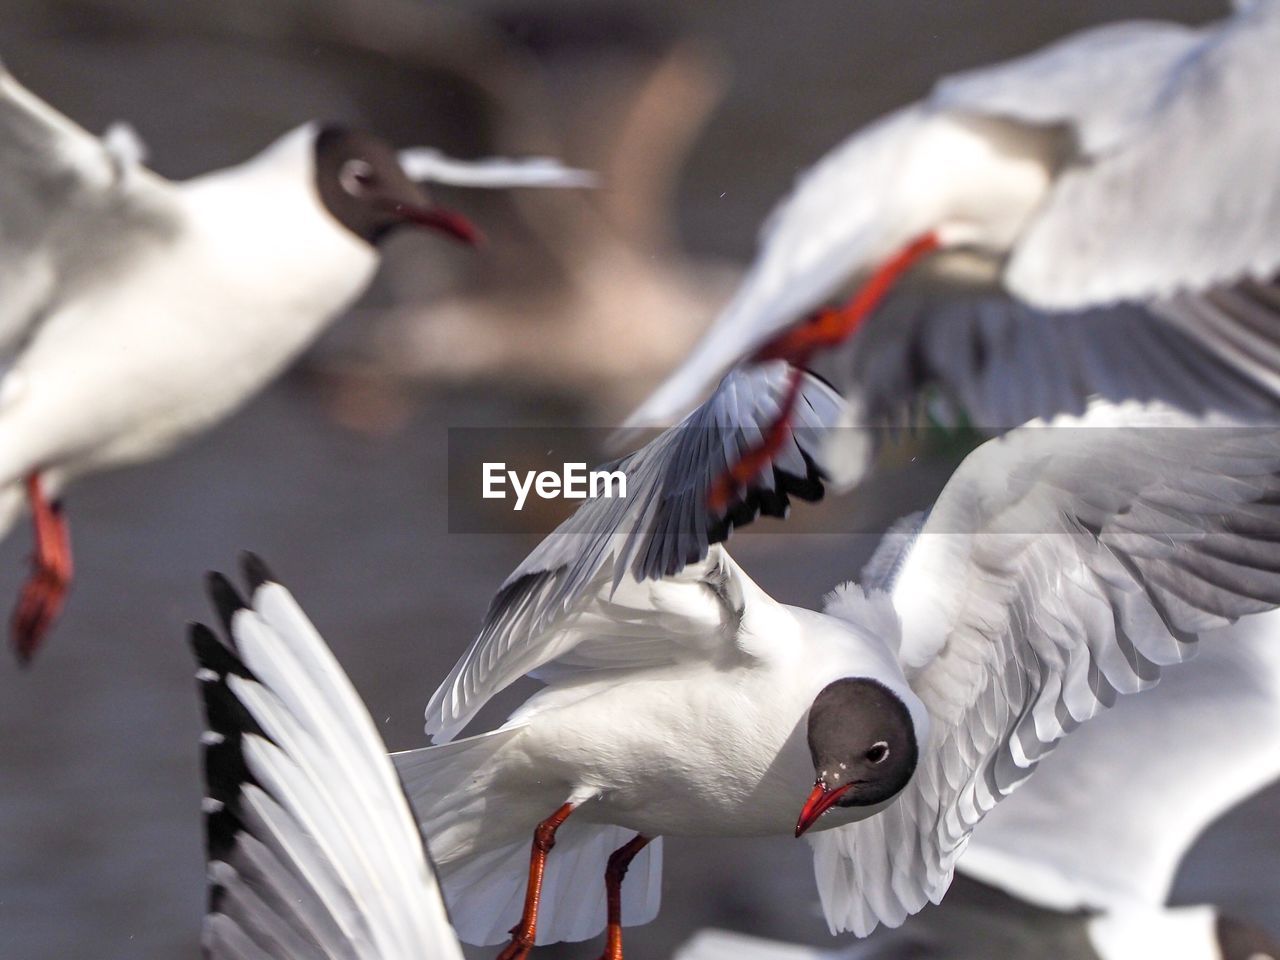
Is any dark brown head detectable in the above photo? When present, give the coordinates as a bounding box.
[795,677,919,837]
[313,126,480,247]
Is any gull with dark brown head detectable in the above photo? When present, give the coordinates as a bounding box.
[0,63,590,662]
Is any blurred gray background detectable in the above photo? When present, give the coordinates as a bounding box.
[1,1,1273,958]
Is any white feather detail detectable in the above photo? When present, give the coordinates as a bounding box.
[396,148,598,189]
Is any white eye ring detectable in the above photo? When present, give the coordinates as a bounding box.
[340,158,375,196]
[867,741,890,764]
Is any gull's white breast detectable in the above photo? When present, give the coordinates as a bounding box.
[508,606,909,839]
[0,127,377,479]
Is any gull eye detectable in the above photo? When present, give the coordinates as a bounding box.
[340,158,376,196]
[865,742,889,764]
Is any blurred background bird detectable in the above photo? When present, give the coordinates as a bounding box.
[0,62,595,663]
[624,0,1280,500]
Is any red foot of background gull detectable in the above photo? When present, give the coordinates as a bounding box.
[11,472,73,665]
[707,231,940,510]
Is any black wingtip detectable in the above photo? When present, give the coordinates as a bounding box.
[205,572,247,636]
[189,621,252,681]
[188,621,218,662]
[240,552,275,593]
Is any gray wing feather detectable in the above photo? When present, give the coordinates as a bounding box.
[426,363,846,741]
[839,281,1280,464]
[961,612,1280,911]
[811,408,1280,935]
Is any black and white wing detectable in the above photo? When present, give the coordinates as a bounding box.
[0,65,171,355]
[809,402,1280,935]
[193,555,463,960]
[425,362,846,741]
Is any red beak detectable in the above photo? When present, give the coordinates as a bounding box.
[384,201,484,246]
[795,780,855,837]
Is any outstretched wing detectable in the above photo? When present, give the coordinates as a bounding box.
[193,555,463,960]
[832,279,1280,467]
[959,609,1280,912]
[1004,2,1280,307]
[426,362,846,740]
[810,403,1280,934]
[932,19,1202,156]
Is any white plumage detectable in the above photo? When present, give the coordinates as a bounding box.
[959,609,1280,913]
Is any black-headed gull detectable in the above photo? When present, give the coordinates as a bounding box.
[0,64,590,662]
[190,555,465,960]
[625,1,1280,495]
[675,565,1280,960]
[379,367,1280,955]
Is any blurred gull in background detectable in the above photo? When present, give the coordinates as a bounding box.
[315,15,743,428]
[0,63,588,662]
[625,0,1280,480]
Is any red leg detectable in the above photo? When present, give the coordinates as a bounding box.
[707,231,941,510]
[595,834,652,960]
[496,803,577,960]
[11,473,73,665]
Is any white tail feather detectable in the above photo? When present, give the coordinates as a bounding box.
[394,734,663,947]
